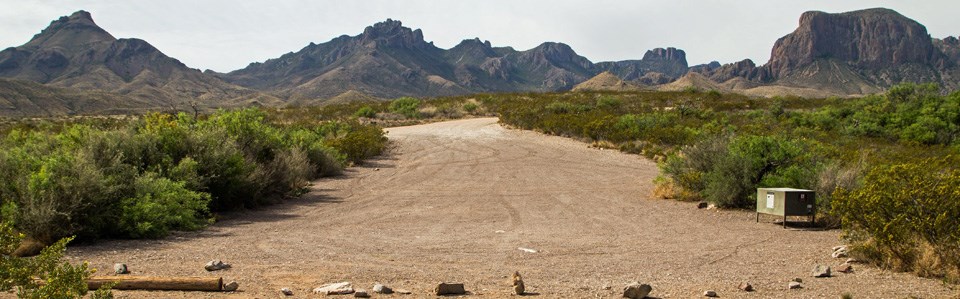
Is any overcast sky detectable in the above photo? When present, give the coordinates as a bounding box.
[2,1,958,72]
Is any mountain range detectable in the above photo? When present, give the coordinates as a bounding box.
[1,8,958,116]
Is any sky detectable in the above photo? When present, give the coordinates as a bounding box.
[2,1,958,73]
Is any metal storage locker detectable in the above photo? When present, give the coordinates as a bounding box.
[756,188,816,227]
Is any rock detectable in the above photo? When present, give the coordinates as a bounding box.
[435,283,466,295]
[518,247,538,253]
[113,263,129,274]
[373,283,393,294]
[223,281,239,292]
[512,271,525,295]
[837,263,854,273]
[12,238,45,257]
[706,204,717,210]
[394,288,412,294]
[832,247,848,258]
[704,290,718,297]
[280,288,293,296]
[354,289,370,298]
[845,258,860,264]
[792,278,803,283]
[204,260,231,271]
[738,282,754,292]
[314,282,355,295]
[697,202,709,209]
[832,245,847,251]
[812,264,832,278]
[788,281,803,289]
[623,282,652,299]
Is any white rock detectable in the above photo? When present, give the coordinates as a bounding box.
[314,282,354,295]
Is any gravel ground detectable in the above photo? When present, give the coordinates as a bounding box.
[56,118,957,298]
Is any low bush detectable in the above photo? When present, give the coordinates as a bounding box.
[389,97,421,118]
[0,108,384,243]
[832,158,960,282]
[0,222,112,298]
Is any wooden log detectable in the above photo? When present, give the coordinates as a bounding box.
[87,276,223,291]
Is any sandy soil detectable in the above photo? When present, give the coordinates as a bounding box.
[62,118,956,298]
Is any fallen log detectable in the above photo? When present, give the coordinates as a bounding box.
[87,276,223,291]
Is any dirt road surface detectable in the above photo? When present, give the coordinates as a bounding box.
[66,118,956,298]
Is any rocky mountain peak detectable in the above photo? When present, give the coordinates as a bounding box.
[22,10,115,52]
[766,7,940,79]
[360,19,428,49]
[642,47,687,65]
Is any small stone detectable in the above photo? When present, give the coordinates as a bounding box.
[435,283,466,295]
[792,278,803,283]
[832,245,847,251]
[738,282,754,292]
[223,281,239,292]
[204,260,231,271]
[837,263,854,273]
[697,202,709,209]
[354,289,370,298]
[704,290,718,297]
[394,288,412,294]
[832,249,848,258]
[373,283,393,294]
[623,282,652,299]
[845,258,860,264]
[113,263,129,274]
[812,264,832,278]
[314,282,354,295]
[280,288,293,296]
[788,281,803,289]
[706,204,717,210]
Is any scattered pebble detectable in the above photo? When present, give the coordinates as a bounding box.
[812,264,832,278]
[113,263,129,274]
[373,283,393,294]
[704,290,718,297]
[354,289,370,298]
[204,260,231,271]
[792,278,803,283]
[788,281,803,289]
[738,282,754,292]
[223,281,239,292]
[837,263,854,273]
[435,283,466,295]
[623,282,652,299]
[280,288,293,296]
[314,282,354,295]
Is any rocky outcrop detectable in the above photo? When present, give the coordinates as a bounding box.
[764,8,947,80]
[595,47,689,82]
[692,59,763,83]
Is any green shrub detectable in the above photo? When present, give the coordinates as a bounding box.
[463,102,479,113]
[389,97,421,118]
[353,106,377,118]
[0,222,112,298]
[832,158,960,281]
[118,174,211,238]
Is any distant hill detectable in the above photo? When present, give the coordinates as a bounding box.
[0,10,280,115]
[3,8,960,117]
[689,8,960,97]
[573,71,642,92]
[215,19,687,100]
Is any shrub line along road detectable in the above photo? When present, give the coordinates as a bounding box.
[65,118,954,298]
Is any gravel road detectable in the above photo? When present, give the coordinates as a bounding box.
[64,118,956,298]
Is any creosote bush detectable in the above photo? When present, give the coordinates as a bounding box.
[832,158,960,282]
[0,108,385,243]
